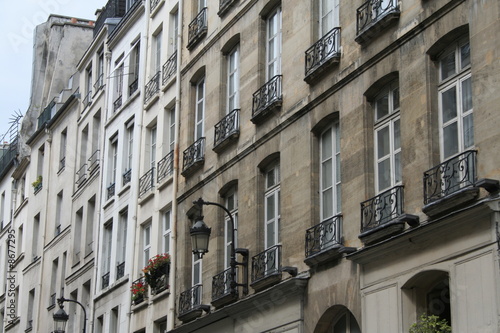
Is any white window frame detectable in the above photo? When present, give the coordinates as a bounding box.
[110,135,118,185]
[162,210,172,255]
[103,221,113,275]
[117,210,128,266]
[319,0,340,36]
[170,9,179,54]
[153,30,162,74]
[195,78,205,141]
[266,7,282,79]
[125,120,134,172]
[227,45,240,113]
[264,163,280,249]
[168,107,176,152]
[143,223,151,268]
[150,125,157,169]
[320,123,341,221]
[224,190,238,269]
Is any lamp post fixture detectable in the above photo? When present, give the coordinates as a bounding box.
[52,297,87,333]
[192,198,249,296]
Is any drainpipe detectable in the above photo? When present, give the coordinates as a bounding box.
[167,0,183,329]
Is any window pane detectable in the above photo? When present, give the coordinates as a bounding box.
[266,195,275,221]
[441,86,457,123]
[322,159,333,189]
[266,221,275,247]
[460,42,470,69]
[321,129,333,160]
[322,188,333,219]
[395,151,401,184]
[267,169,275,188]
[461,77,472,112]
[376,93,389,120]
[393,87,400,110]
[463,113,474,149]
[377,126,390,159]
[440,51,456,81]
[443,122,458,158]
[393,119,401,150]
[378,158,391,191]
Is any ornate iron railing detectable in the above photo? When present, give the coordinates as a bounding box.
[251,245,281,283]
[116,262,125,280]
[150,0,161,12]
[361,185,404,232]
[187,7,207,48]
[82,90,93,108]
[252,75,282,118]
[357,0,399,34]
[139,167,155,197]
[102,272,110,289]
[149,263,170,295]
[219,0,236,15]
[131,276,147,305]
[94,73,104,91]
[157,151,174,182]
[179,284,203,316]
[423,150,477,204]
[214,109,240,147]
[305,215,342,258]
[305,27,341,77]
[144,71,160,104]
[107,182,116,200]
[122,168,132,186]
[129,78,138,95]
[212,267,234,302]
[182,137,205,173]
[0,136,18,176]
[113,95,122,112]
[76,164,87,187]
[88,150,100,173]
[162,51,177,85]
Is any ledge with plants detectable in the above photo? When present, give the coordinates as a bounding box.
[143,253,171,294]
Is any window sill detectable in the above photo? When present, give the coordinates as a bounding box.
[251,99,282,124]
[150,0,165,18]
[355,9,400,45]
[304,244,356,267]
[250,272,282,292]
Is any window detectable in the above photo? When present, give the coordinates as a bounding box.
[197,0,206,12]
[96,49,104,90]
[224,189,238,268]
[109,135,118,187]
[86,64,93,103]
[150,125,157,168]
[195,78,205,141]
[374,82,401,193]
[55,191,63,235]
[110,306,119,333]
[114,61,124,101]
[153,30,163,74]
[125,119,134,174]
[27,288,35,330]
[143,223,151,267]
[74,208,83,263]
[117,210,128,273]
[157,319,167,333]
[95,316,104,333]
[103,221,113,280]
[227,45,240,112]
[319,0,340,36]
[320,123,341,220]
[85,197,95,256]
[192,253,202,304]
[168,107,175,152]
[32,214,40,260]
[162,210,172,254]
[264,163,280,249]
[59,129,67,171]
[129,40,140,95]
[266,7,282,79]
[169,9,179,54]
[438,38,472,160]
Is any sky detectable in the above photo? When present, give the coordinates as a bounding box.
[0,0,106,141]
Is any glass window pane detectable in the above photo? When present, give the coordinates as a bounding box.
[460,42,470,69]
[321,129,333,160]
[441,86,457,123]
[378,158,391,191]
[443,122,459,158]
[395,152,401,184]
[393,87,400,110]
[394,119,401,150]
[461,77,472,112]
[377,126,390,159]
[266,195,275,221]
[266,221,275,247]
[463,113,474,149]
[440,51,456,81]
[376,93,389,120]
[322,159,333,189]
[322,188,333,219]
[266,169,275,188]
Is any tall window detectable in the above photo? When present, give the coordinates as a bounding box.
[264,163,280,249]
[114,61,124,100]
[227,46,240,112]
[109,135,118,186]
[142,223,151,267]
[374,82,401,193]
[117,210,128,268]
[319,0,340,36]
[162,210,172,254]
[130,40,140,94]
[153,30,162,74]
[125,120,134,173]
[103,222,113,278]
[197,0,206,12]
[55,191,63,234]
[97,49,104,89]
[59,129,67,171]
[224,189,238,268]
[320,123,341,220]
[86,65,93,98]
[32,214,40,260]
[170,9,179,54]
[149,126,157,168]
[195,78,205,140]
[438,38,473,160]
[167,107,176,152]
[266,7,282,79]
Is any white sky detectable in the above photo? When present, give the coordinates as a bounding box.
[0,0,105,140]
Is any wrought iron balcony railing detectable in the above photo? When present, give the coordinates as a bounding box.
[214,109,240,148]
[150,0,161,12]
[129,78,138,96]
[38,99,57,129]
[107,182,116,200]
[123,168,132,186]
[251,245,281,283]
[252,75,282,120]
[157,151,174,182]
[139,167,155,197]
[88,149,100,174]
[0,136,18,176]
[187,8,207,49]
[102,272,110,289]
[424,150,477,204]
[162,51,177,85]
[94,73,104,92]
[113,95,123,112]
[82,90,93,108]
[356,0,399,35]
[305,27,341,79]
[179,284,203,316]
[76,164,87,187]
[212,267,235,303]
[182,137,205,174]
[131,276,147,305]
[305,215,342,258]
[361,185,404,232]
[144,71,160,104]
[149,263,170,295]
[116,261,125,280]
[219,0,237,16]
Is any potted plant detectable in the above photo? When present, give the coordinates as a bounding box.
[143,253,171,289]
[409,314,451,333]
[32,175,43,189]
[130,280,147,305]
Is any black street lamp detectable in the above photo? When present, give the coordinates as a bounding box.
[192,198,249,295]
[52,297,87,333]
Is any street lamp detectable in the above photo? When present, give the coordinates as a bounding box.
[192,198,249,295]
[52,297,87,333]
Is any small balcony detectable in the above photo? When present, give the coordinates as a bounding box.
[139,167,155,197]
[182,137,205,177]
[211,267,238,308]
[218,0,237,16]
[94,73,104,92]
[129,78,138,96]
[76,164,87,187]
[107,182,116,200]
[131,277,147,305]
[88,149,100,174]
[102,271,110,289]
[213,109,240,152]
[122,168,132,186]
[251,75,282,124]
[187,8,208,50]
[355,0,400,44]
[147,263,170,295]
[178,284,210,322]
[250,245,282,292]
[116,261,125,280]
[304,28,341,83]
[157,151,174,182]
[37,99,58,129]
[150,0,161,12]
[113,95,123,112]
[422,150,499,217]
[359,185,418,245]
[144,72,160,105]
[82,90,93,109]
[162,51,177,85]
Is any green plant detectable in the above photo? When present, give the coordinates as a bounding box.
[142,253,170,276]
[32,175,42,188]
[130,280,147,302]
[409,314,451,333]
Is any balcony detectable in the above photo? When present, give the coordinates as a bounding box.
[218,0,237,16]
[123,168,132,186]
[113,95,123,112]
[102,272,110,289]
[76,164,87,187]
[213,109,239,152]
[144,71,160,105]
[359,185,418,245]
[139,167,155,197]
[157,151,174,182]
[107,182,116,200]
[93,0,126,37]
[129,78,138,96]
[88,150,100,174]
[355,0,400,44]
[250,245,282,292]
[251,75,282,124]
[131,277,147,305]
[0,137,18,177]
[150,0,161,12]
[147,263,170,295]
[211,267,238,308]
[304,28,341,84]
[178,284,210,322]
[94,73,104,92]
[182,137,205,177]
[162,51,177,85]
[116,262,125,280]
[37,99,58,129]
[422,150,499,217]
[82,90,92,109]
[187,8,208,50]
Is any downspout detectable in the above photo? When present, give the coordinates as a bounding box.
[167,0,183,329]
